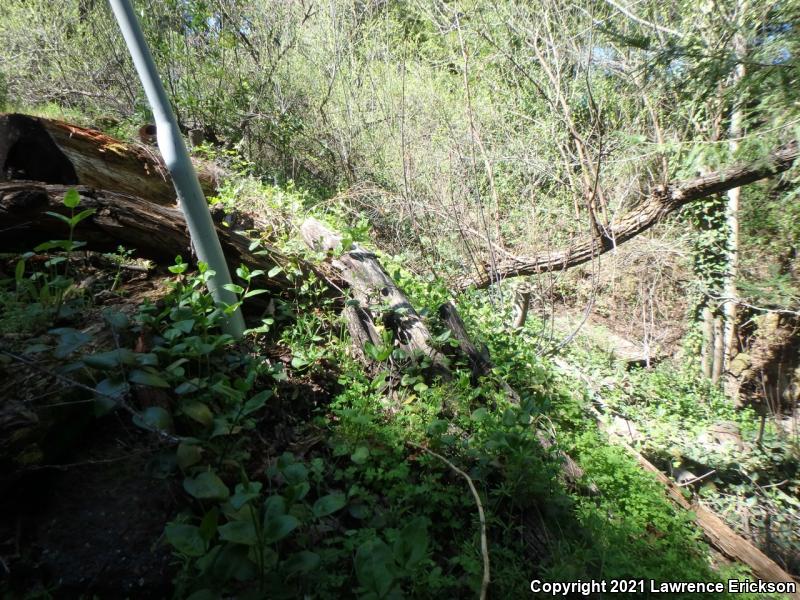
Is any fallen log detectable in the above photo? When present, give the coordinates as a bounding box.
[554,358,799,595]
[0,181,308,295]
[456,142,799,289]
[300,217,451,375]
[622,437,799,596]
[0,113,221,205]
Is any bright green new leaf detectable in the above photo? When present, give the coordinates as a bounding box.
[62,188,81,208]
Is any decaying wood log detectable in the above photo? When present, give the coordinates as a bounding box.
[0,113,221,205]
[0,181,307,295]
[456,142,799,289]
[438,301,492,380]
[300,217,451,375]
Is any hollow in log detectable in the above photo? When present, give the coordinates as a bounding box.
[0,113,220,205]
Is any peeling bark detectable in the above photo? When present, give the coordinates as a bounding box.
[300,217,451,375]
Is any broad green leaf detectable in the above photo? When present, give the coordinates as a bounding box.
[242,389,271,415]
[282,463,308,485]
[218,520,257,546]
[267,265,282,278]
[34,239,69,252]
[199,507,219,542]
[62,188,81,208]
[129,369,170,388]
[231,481,263,509]
[69,208,96,226]
[284,482,310,504]
[165,523,206,557]
[223,283,244,295]
[102,308,130,330]
[135,352,159,367]
[177,442,203,469]
[173,319,196,333]
[184,471,229,500]
[350,446,369,465]
[182,401,214,427]
[262,514,299,544]
[15,258,25,281]
[83,348,137,370]
[132,406,173,432]
[263,495,286,520]
[355,538,395,598]
[44,212,71,226]
[175,378,204,395]
[94,377,128,416]
[290,356,309,369]
[284,551,320,575]
[49,328,91,359]
[470,408,488,422]
[393,517,429,569]
[312,493,346,518]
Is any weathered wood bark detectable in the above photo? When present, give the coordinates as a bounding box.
[0,113,221,205]
[512,288,531,329]
[300,217,451,375]
[0,182,305,295]
[712,315,724,383]
[438,301,493,380]
[455,142,799,289]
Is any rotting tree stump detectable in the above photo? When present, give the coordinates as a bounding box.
[300,217,451,376]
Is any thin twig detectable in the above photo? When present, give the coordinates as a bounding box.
[19,448,155,472]
[601,0,684,38]
[408,442,490,600]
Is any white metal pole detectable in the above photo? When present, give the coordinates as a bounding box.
[108,0,245,339]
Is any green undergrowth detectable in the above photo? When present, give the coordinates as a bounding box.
[553,322,800,584]
[1,185,787,599]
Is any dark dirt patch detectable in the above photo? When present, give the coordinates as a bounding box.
[1,413,179,598]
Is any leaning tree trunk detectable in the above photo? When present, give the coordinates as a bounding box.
[454,142,798,289]
[0,113,222,205]
[0,181,311,296]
